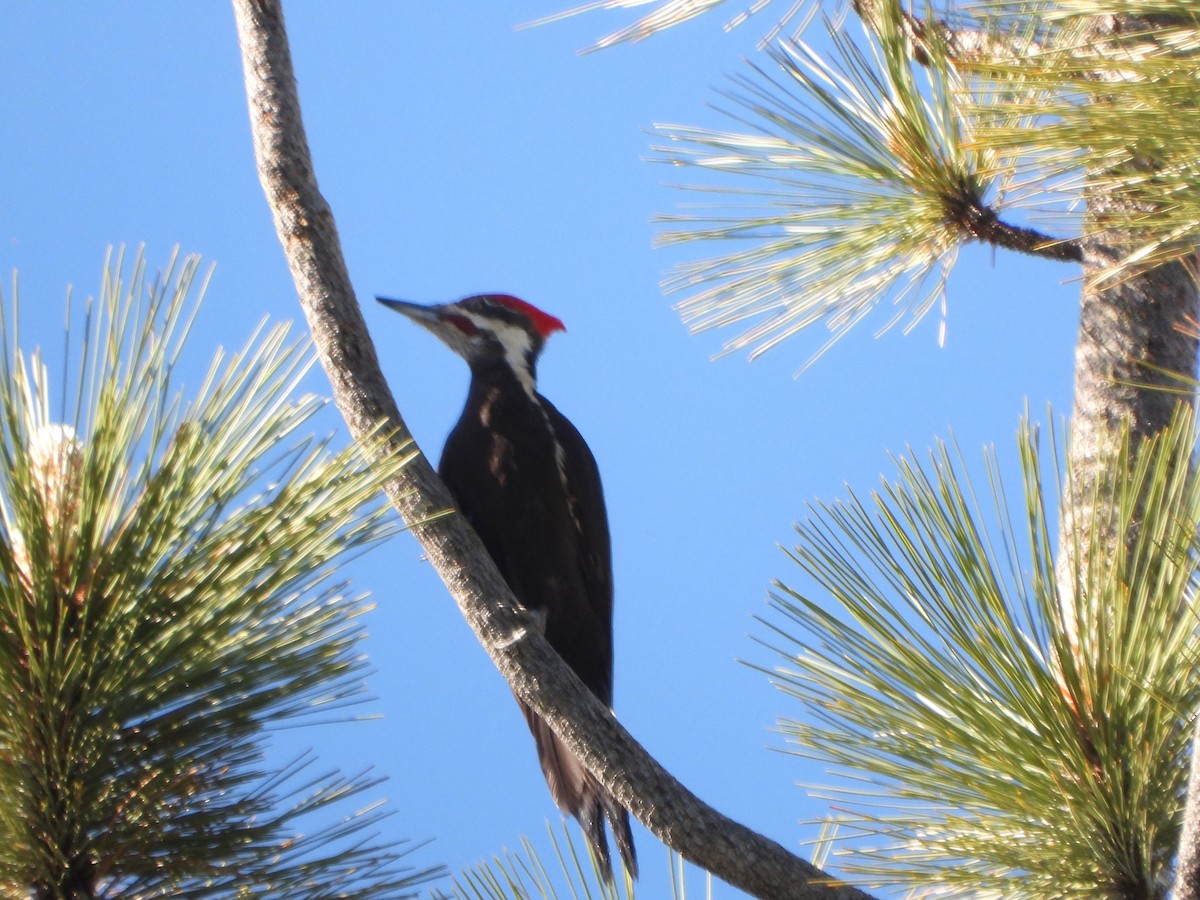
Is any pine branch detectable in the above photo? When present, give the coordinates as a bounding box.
[0,255,431,896]
[943,192,1084,262]
[853,0,1045,66]
[231,1,876,897]
[766,410,1200,894]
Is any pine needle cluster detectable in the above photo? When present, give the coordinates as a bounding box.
[0,249,433,898]
[638,0,1198,361]
[656,4,999,366]
[762,407,1200,897]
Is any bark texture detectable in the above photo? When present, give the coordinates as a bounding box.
[1179,711,1200,900]
[1057,13,1200,900]
[1060,13,1199,471]
[231,1,876,897]
[1058,245,1198,639]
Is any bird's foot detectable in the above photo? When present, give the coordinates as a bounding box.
[494,607,547,649]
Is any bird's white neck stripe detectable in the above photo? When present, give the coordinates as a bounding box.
[536,399,585,536]
[464,311,537,398]
[462,307,578,534]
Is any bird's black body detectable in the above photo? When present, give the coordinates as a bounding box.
[440,375,614,705]
[377,293,636,883]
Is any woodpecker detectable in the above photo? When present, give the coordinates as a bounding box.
[377,292,636,882]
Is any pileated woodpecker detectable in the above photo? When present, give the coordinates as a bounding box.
[377,293,636,882]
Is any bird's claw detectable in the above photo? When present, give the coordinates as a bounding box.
[494,607,547,649]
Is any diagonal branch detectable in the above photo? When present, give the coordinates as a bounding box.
[230,1,876,897]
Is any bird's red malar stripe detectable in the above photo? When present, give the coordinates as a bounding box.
[491,294,566,338]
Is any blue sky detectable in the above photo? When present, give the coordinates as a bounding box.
[1,3,1081,896]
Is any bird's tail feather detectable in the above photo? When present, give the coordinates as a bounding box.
[602,790,637,880]
[520,703,638,883]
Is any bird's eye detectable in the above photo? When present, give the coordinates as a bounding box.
[446,314,478,336]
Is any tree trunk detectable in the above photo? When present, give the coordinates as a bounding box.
[1057,15,1200,900]
[1061,18,1200,540]
[1178,712,1200,900]
[1058,245,1198,646]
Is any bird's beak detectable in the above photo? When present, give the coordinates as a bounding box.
[375,296,443,327]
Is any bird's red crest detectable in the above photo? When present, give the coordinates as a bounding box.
[489,294,566,339]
